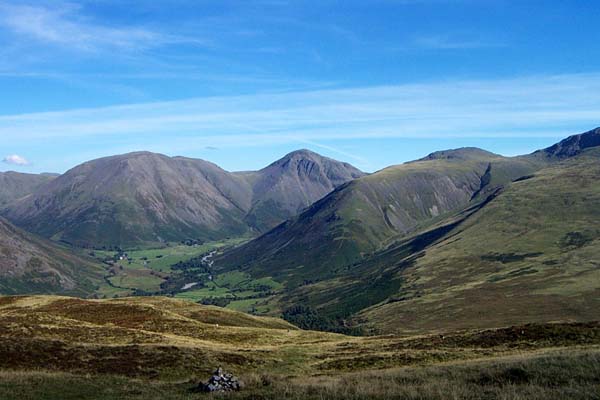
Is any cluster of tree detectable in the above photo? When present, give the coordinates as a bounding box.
[199,297,232,307]
[171,255,211,272]
[180,239,205,246]
[282,305,363,336]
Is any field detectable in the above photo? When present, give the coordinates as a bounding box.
[174,271,282,313]
[88,237,284,314]
[92,238,250,298]
[0,295,598,399]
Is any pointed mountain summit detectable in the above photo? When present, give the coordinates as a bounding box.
[214,127,600,334]
[215,127,600,292]
[239,149,365,231]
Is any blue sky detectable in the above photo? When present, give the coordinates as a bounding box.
[0,0,599,173]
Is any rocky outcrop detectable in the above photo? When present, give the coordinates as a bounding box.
[195,367,244,393]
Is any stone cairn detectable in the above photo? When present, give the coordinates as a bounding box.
[195,367,244,393]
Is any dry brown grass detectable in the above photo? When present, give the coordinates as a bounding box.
[0,295,598,398]
[0,349,598,399]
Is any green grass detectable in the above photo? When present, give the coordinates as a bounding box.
[358,150,600,334]
[93,238,248,297]
[174,282,234,300]
[174,270,282,313]
[226,298,263,312]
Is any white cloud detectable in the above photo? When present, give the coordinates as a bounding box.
[2,154,30,166]
[1,73,599,145]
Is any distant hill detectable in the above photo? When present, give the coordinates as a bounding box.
[0,171,55,207]
[3,150,363,248]
[0,217,103,295]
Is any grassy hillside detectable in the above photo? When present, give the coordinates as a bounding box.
[215,149,540,287]
[356,147,600,335]
[0,295,598,399]
[3,152,254,248]
[0,218,104,296]
[211,130,600,335]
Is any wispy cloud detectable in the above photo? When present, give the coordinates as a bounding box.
[0,1,207,53]
[412,34,502,49]
[1,73,598,146]
[2,154,30,166]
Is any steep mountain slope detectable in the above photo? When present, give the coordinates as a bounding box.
[216,148,539,285]
[0,217,103,295]
[355,147,600,334]
[238,149,365,231]
[3,150,362,248]
[0,171,56,207]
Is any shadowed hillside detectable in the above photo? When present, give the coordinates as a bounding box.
[0,218,103,295]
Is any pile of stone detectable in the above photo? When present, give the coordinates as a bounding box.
[195,367,244,393]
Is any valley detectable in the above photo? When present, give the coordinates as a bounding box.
[2,2,597,397]
[1,129,599,399]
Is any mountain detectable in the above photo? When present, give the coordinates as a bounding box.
[0,217,103,295]
[215,148,540,286]
[3,150,363,248]
[213,128,600,334]
[237,149,365,231]
[0,171,56,207]
[354,147,600,334]
[533,127,600,158]
[3,152,254,248]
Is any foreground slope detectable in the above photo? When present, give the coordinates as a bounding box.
[0,218,103,295]
[3,151,362,248]
[0,171,55,207]
[0,295,597,378]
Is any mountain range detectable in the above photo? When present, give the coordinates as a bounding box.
[2,150,363,248]
[213,128,600,333]
[0,127,599,336]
